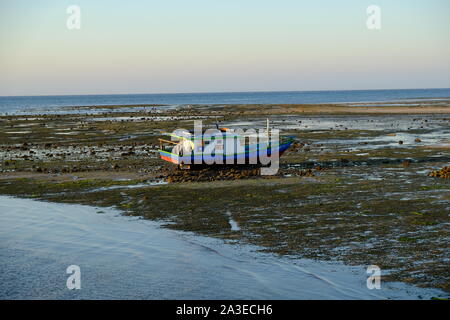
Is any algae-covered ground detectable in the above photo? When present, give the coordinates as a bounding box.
[0,101,449,293]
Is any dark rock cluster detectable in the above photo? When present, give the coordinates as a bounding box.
[428,166,450,179]
[163,166,261,183]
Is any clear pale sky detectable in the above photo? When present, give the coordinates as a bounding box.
[0,0,449,96]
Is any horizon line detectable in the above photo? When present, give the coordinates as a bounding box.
[1,87,450,98]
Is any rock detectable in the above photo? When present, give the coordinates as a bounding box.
[121,151,135,156]
[428,166,450,179]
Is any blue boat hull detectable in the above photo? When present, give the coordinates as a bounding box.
[159,140,293,166]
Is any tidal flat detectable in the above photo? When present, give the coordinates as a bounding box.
[0,100,449,295]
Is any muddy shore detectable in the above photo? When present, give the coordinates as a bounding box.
[1,100,449,294]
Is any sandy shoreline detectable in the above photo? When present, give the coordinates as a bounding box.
[204,103,450,115]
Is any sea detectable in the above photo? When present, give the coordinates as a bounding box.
[0,88,449,115]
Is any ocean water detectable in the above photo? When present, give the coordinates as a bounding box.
[0,88,449,114]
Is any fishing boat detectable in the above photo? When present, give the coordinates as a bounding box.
[158,121,294,169]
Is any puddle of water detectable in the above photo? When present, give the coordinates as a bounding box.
[225,211,240,231]
[91,181,167,192]
[54,132,80,135]
[5,131,32,134]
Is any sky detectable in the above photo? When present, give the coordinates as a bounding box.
[0,0,449,96]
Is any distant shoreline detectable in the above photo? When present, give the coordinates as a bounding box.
[1,100,450,117]
[1,88,450,115]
